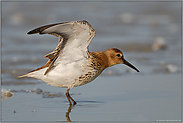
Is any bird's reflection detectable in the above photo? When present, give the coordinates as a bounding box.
[65,104,74,122]
[64,101,103,122]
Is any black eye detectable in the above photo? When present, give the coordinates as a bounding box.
[116,54,121,57]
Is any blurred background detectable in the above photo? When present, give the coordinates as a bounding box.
[1,1,182,122]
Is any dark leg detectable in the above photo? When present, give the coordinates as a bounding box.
[65,87,77,105]
[65,88,72,105]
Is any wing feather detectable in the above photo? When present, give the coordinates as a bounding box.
[25,20,95,75]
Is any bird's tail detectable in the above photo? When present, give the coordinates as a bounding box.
[18,74,28,78]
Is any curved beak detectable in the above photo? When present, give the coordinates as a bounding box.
[123,58,139,72]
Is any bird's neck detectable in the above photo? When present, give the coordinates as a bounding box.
[90,51,110,69]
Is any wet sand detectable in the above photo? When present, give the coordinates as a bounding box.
[2,74,181,122]
[1,2,182,122]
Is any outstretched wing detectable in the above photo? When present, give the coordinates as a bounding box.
[26,20,95,75]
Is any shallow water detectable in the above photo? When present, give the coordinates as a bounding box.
[2,74,181,122]
[1,1,182,122]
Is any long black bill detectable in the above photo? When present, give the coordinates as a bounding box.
[123,59,139,72]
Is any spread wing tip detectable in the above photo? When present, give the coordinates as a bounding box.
[27,29,40,34]
[27,20,93,35]
[27,22,65,35]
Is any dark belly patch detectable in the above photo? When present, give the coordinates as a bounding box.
[75,70,101,86]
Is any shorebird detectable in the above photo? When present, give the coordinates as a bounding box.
[19,20,139,105]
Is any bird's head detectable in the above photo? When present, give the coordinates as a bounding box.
[104,48,139,72]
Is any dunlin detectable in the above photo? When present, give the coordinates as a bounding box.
[19,20,139,105]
